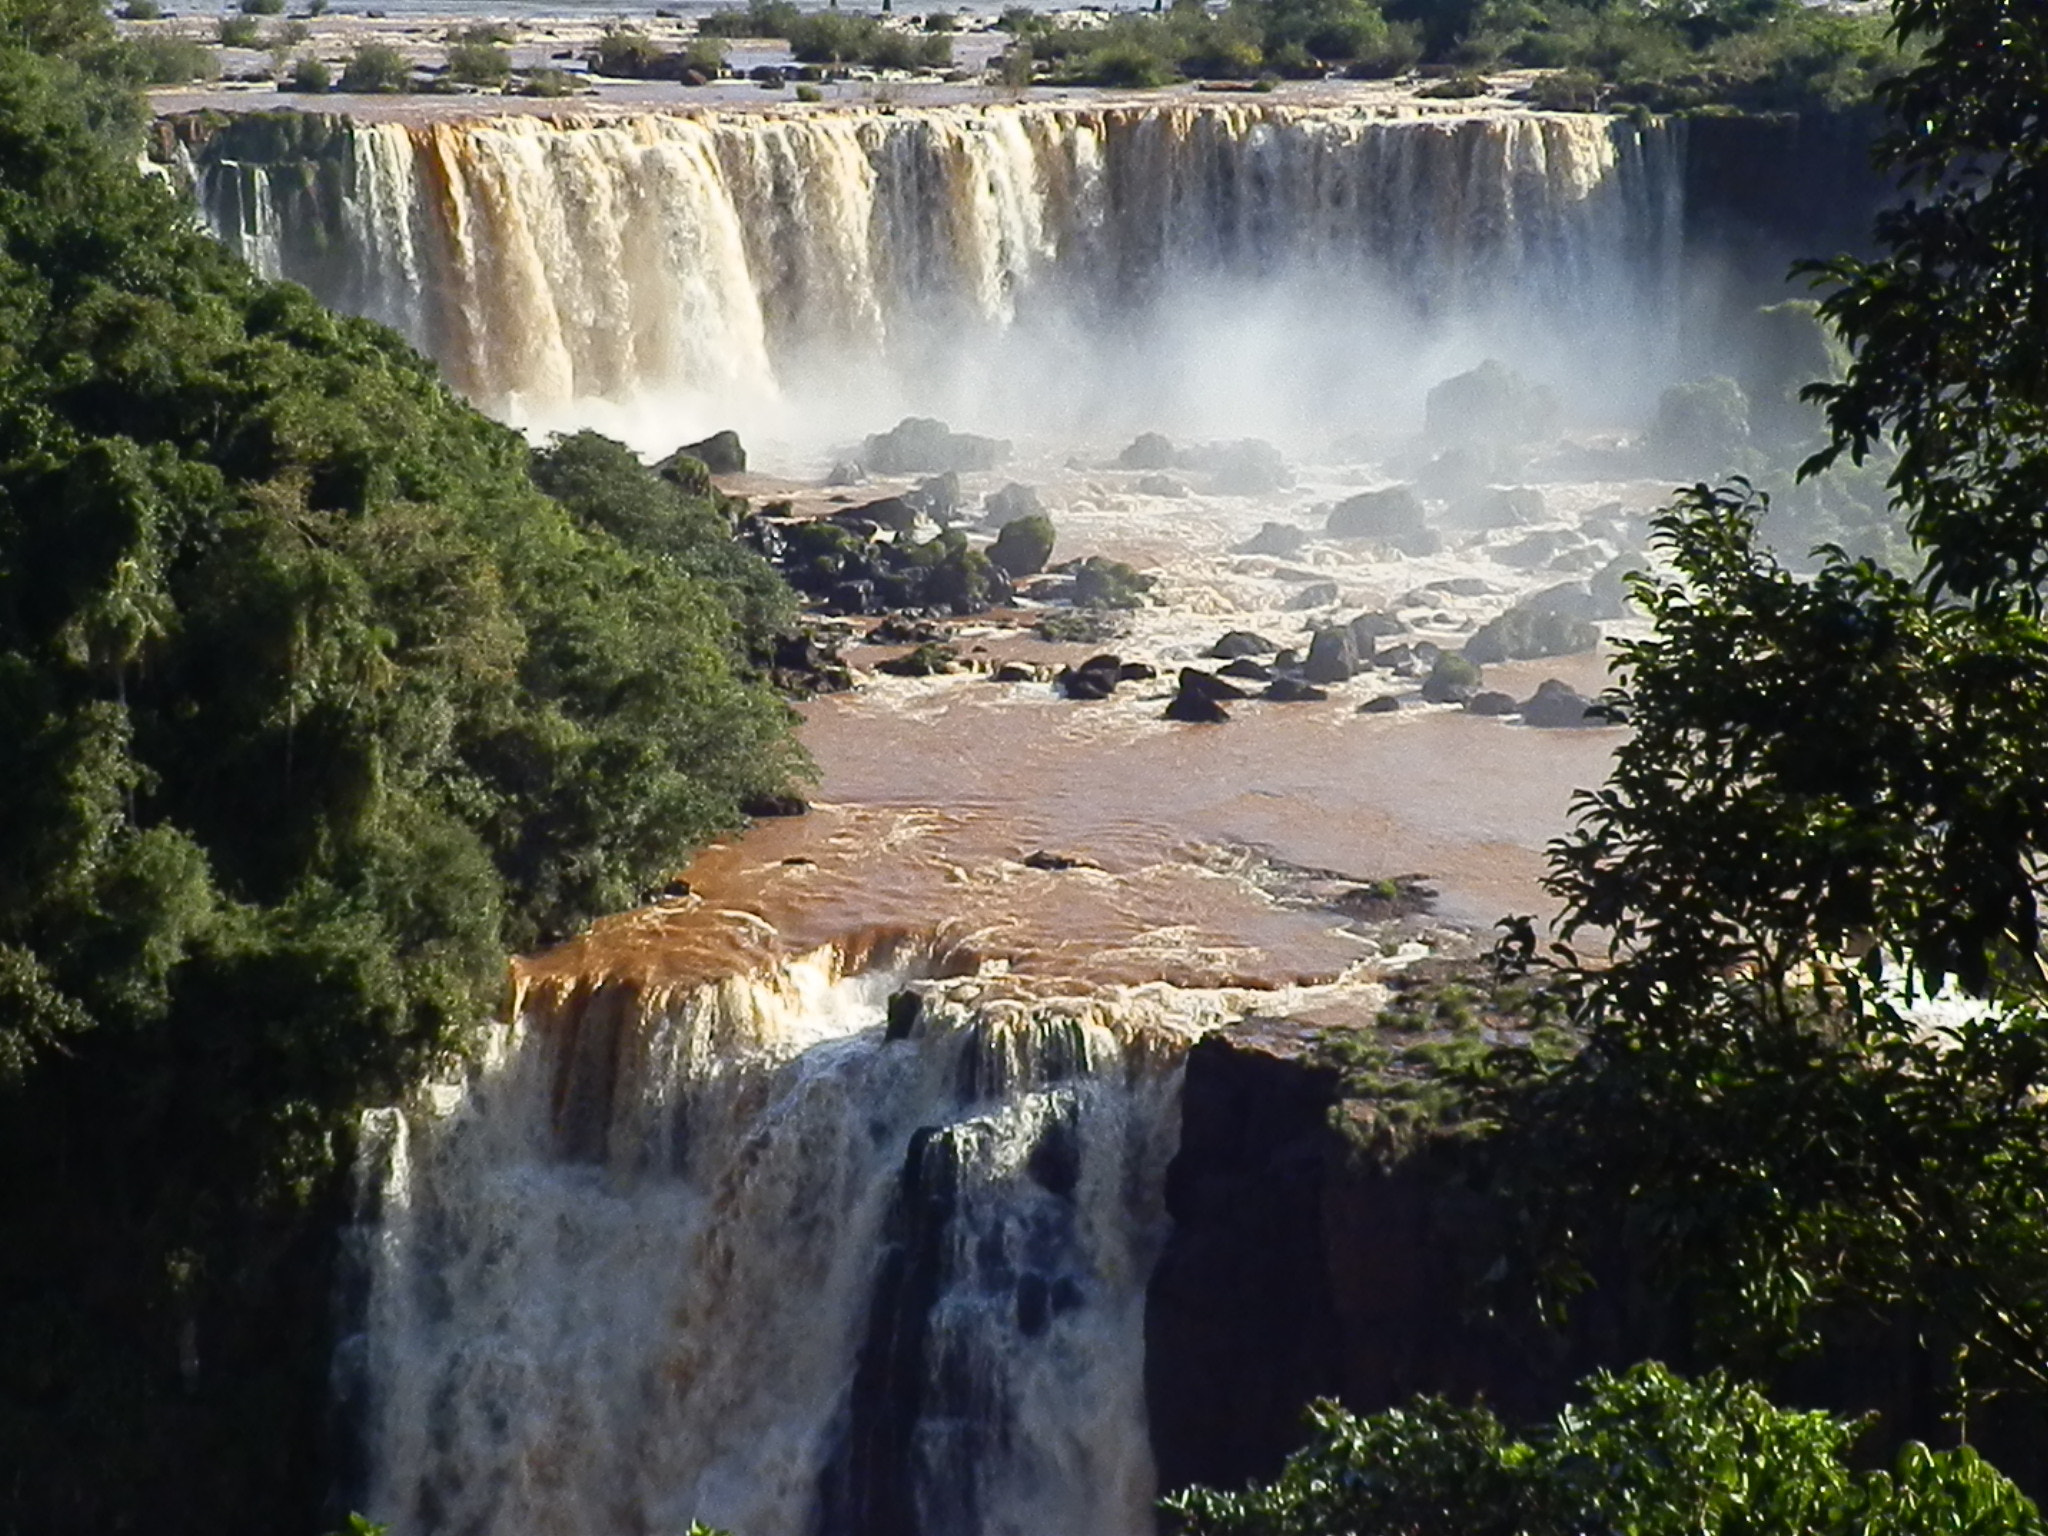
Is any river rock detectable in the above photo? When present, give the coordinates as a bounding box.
[675,428,746,473]
[1137,474,1189,497]
[1058,653,1124,699]
[989,514,1056,578]
[1521,677,1605,728]
[1263,676,1329,703]
[1424,358,1561,448]
[1200,438,1292,495]
[1302,627,1359,683]
[1165,690,1230,724]
[854,495,922,534]
[1219,658,1272,681]
[1357,695,1402,713]
[1118,431,1178,470]
[1235,521,1307,557]
[1520,582,1601,620]
[913,470,962,522]
[1589,555,1636,619]
[1208,630,1279,659]
[1465,690,1518,716]
[1420,652,1481,704]
[1464,603,1600,664]
[862,416,1010,474]
[1327,485,1426,541]
[1284,581,1341,611]
[993,662,1037,683]
[1178,667,1248,703]
[1348,612,1403,646]
[1447,484,1546,531]
[740,790,808,816]
[983,481,1045,526]
[1497,528,1584,570]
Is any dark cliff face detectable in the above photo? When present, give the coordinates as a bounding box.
[1144,1018,2048,1510]
[1142,1021,1347,1498]
[1143,1021,1649,1504]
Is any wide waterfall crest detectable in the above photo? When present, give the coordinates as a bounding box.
[180,101,1684,443]
[342,950,1232,1536]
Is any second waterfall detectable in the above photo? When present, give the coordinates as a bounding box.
[180,102,1685,441]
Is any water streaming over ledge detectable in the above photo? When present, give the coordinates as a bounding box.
[338,937,1289,1536]
[173,102,1686,439]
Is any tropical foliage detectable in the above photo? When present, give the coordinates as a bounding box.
[0,15,804,1532]
[1169,1364,2044,1536]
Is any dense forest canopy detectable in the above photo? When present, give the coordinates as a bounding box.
[0,7,806,1529]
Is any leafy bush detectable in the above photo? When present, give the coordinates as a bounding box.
[452,20,512,44]
[339,39,409,89]
[1524,63,1600,108]
[129,32,217,80]
[518,65,580,95]
[445,38,510,85]
[588,25,663,75]
[1168,1364,2045,1536]
[119,0,159,18]
[285,52,329,88]
[696,0,801,36]
[217,14,262,46]
[783,13,949,69]
[239,0,284,14]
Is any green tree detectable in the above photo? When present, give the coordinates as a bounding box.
[1486,0,2048,1446]
[0,24,804,1533]
[1167,1363,2045,1536]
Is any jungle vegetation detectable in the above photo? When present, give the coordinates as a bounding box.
[0,5,806,1529]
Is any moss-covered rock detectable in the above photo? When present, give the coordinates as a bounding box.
[989,513,1055,578]
[1463,604,1600,665]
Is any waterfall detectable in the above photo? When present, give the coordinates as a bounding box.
[175,102,1686,444]
[339,942,1230,1536]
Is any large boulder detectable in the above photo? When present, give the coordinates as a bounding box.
[1262,676,1329,703]
[1589,555,1637,620]
[1646,377,1751,467]
[984,482,1045,527]
[1445,484,1546,531]
[1302,627,1359,683]
[1166,690,1230,724]
[1327,485,1427,541]
[913,470,962,522]
[1178,667,1250,703]
[1464,603,1600,665]
[1283,581,1341,611]
[1067,556,1156,610]
[852,495,922,534]
[1465,690,1518,716]
[1423,359,1560,448]
[1235,521,1308,558]
[1208,630,1279,659]
[1119,431,1178,470]
[1420,652,1481,704]
[674,428,746,473]
[1520,677,1606,729]
[1348,612,1404,647]
[989,514,1056,578]
[862,416,1010,474]
[1197,438,1293,495]
[1058,654,1124,700]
